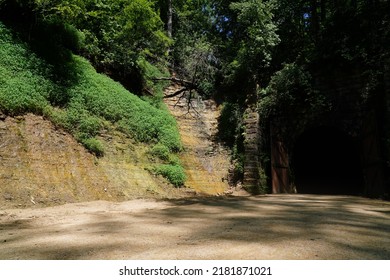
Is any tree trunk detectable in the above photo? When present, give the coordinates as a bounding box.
[167,0,173,39]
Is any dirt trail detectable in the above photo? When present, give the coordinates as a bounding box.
[1,194,389,260]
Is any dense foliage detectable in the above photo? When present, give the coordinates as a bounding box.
[0,21,184,185]
[0,0,171,94]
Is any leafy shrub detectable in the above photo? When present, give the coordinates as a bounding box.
[78,116,102,138]
[80,137,104,157]
[151,144,181,165]
[167,154,181,166]
[150,143,170,161]
[153,164,186,187]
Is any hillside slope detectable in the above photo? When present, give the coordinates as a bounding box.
[0,20,242,209]
[0,21,192,208]
[0,113,190,209]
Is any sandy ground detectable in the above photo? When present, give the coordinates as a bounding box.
[0,194,389,260]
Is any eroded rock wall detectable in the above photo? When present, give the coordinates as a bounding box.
[0,114,184,209]
[164,86,231,195]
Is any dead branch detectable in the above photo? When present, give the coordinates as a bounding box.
[156,76,203,100]
[153,77,199,91]
[163,87,188,99]
[155,74,203,117]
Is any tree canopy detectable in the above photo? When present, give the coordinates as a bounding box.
[2,0,387,99]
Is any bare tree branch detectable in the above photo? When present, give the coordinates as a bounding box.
[163,87,188,99]
[153,77,198,90]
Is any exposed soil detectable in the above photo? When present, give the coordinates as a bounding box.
[1,194,389,260]
[0,113,194,209]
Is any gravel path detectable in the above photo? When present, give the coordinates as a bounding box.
[0,194,389,260]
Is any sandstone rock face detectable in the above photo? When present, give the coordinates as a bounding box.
[164,86,231,195]
[0,86,236,208]
[0,114,107,207]
[0,114,184,209]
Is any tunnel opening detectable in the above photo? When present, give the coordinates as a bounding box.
[292,126,364,195]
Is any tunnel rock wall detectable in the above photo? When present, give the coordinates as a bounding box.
[265,66,388,197]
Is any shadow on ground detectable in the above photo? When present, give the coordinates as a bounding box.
[0,195,389,259]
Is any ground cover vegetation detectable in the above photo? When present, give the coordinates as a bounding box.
[0,0,389,191]
[0,0,184,186]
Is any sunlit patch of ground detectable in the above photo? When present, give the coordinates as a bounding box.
[0,194,389,260]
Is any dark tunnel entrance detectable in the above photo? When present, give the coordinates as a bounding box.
[292,126,364,195]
